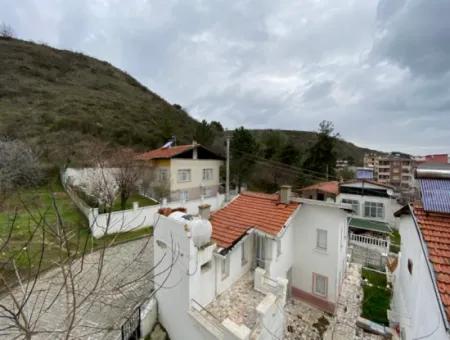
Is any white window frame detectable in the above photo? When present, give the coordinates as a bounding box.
[177,169,191,183]
[179,190,189,202]
[221,256,230,280]
[364,201,384,219]
[342,199,359,215]
[316,229,328,251]
[159,168,168,182]
[313,273,328,297]
[202,168,213,181]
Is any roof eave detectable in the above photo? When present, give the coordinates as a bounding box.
[410,204,450,329]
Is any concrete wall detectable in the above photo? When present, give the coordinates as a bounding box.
[391,215,449,340]
[216,235,254,295]
[290,204,348,312]
[168,158,223,201]
[337,192,397,225]
[87,194,225,237]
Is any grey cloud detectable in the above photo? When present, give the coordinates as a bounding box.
[1,0,449,154]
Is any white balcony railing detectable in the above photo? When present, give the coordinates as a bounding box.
[349,233,390,251]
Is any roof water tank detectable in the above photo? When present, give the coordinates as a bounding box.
[189,219,212,248]
[169,211,189,223]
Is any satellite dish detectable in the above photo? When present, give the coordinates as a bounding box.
[387,189,394,196]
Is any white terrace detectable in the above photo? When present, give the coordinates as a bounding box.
[190,269,288,340]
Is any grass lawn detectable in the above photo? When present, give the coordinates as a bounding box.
[110,194,158,212]
[362,268,387,287]
[389,229,401,254]
[0,178,152,288]
[361,268,391,326]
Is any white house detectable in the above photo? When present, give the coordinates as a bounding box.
[336,179,398,226]
[389,165,450,340]
[153,186,351,340]
[137,142,224,202]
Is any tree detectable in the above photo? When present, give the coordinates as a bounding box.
[194,119,215,146]
[110,149,142,210]
[0,23,15,39]
[0,139,42,196]
[261,130,285,160]
[0,190,178,339]
[302,120,339,184]
[230,127,259,192]
[278,143,300,166]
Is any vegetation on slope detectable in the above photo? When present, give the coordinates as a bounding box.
[0,38,200,164]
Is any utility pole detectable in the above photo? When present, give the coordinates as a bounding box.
[226,133,230,202]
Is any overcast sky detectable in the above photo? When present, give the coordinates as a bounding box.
[2,0,450,154]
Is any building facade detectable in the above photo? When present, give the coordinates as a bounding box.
[153,186,351,339]
[389,164,450,340]
[137,143,224,202]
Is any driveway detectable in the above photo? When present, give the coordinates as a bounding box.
[0,237,154,339]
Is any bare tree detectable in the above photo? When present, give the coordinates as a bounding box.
[0,139,42,197]
[110,149,142,210]
[0,190,179,339]
[0,23,15,39]
[140,164,170,202]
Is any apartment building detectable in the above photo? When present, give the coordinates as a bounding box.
[137,143,224,201]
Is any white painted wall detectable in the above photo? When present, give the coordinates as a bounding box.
[290,204,348,303]
[391,215,449,340]
[337,192,397,225]
[86,194,226,237]
[216,235,254,295]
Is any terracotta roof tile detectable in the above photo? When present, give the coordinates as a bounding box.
[210,191,300,249]
[413,204,450,322]
[299,181,339,195]
[136,144,193,160]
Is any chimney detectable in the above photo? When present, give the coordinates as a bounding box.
[198,204,211,220]
[280,185,292,204]
[193,140,198,160]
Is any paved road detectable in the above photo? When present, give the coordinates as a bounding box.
[0,237,154,339]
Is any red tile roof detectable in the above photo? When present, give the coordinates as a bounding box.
[413,204,450,322]
[210,191,300,249]
[136,145,193,160]
[299,181,339,195]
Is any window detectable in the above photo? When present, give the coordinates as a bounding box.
[277,239,282,257]
[177,169,191,183]
[342,199,359,215]
[179,190,189,201]
[316,229,327,251]
[364,202,384,218]
[221,256,230,280]
[313,273,328,297]
[241,243,247,266]
[159,169,168,181]
[202,187,212,198]
[202,168,213,181]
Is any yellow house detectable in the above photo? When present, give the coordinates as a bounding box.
[137,143,224,201]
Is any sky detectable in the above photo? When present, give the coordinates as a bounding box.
[1,0,450,155]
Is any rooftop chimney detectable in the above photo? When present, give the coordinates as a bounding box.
[198,204,211,220]
[280,185,292,204]
[193,140,198,160]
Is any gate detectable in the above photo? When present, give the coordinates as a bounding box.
[121,305,141,340]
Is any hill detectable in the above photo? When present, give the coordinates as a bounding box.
[0,38,199,163]
[0,38,378,167]
[251,129,380,165]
